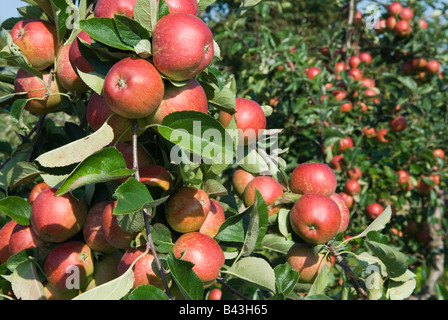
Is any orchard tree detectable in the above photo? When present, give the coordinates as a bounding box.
[0,0,426,301]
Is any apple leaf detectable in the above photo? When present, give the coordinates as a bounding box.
[151,223,174,253]
[114,14,150,48]
[261,233,295,255]
[76,69,105,95]
[348,205,392,241]
[274,263,299,297]
[127,284,169,300]
[167,251,204,300]
[308,264,331,296]
[133,0,159,33]
[238,0,263,17]
[10,260,46,300]
[9,98,29,130]
[7,161,42,190]
[365,238,408,278]
[0,196,32,225]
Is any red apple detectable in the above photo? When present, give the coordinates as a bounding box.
[145,78,208,126]
[399,7,414,20]
[433,148,445,160]
[139,165,173,191]
[388,2,403,15]
[103,57,165,119]
[344,179,361,196]
[334,61,348,73]
[349,56,361,69]
[395,169,410,184]
[165,187,211,233]
[363,126,377,138]
[28,181,50,205]
[338,136,353,152]
[200,199,226,238]
[0,220,18,263]
[366,203,383,220]
[69,31,94,74]
[14,69,64,114]
[412,57,427,71]
[9,224,45,256]
[56,44,89,93]
[348,68,363,81]
[376,128,389,144]
[395,20,412,37]
[387,17,398,31]
[426,60,440,74]
[286,243,333,283]
[165,0,199,15]
[208,288,222,300]
[330,193,350,234]
[290,163,337,196]
[332,90,347,101]
[101,201,137,249]
[348,167,362,180]
[402,61,413,75]
[10,19,57,70]
[83,201,117,253]
[30,188,87,243]
[152,13,214,81]
[361,78,375,88]
[339,192,354,209]
[375,19,387,33]
[419,18,428,29]
[43,241,94,293]
[330,154,346,171]
[389,115,407,132]
[306,67,321,80]
[232,167,257,198]
[94,0,137,18]
[359,52,372,64]
[242,175,284,215]
[289,193,341,244]
[218,97,266,146]
[339,101,352,112]
[172,232,225,285]
[417,177,433,194]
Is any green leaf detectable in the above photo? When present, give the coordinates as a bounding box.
[167,251,204,300]
[9,98,28,130]
[133,0,159,33]
[7,161,42,189]
[365,239,408,278]
[261,233,295,255]
[238,0,263,16]
[274,263,299,297]
[127,284,169,300]
[0,196,32,225]
[80,17,134,51]
[397,76,417,92]
[55,147,135,196]
[76,69,105,95]
[151,223,173,253]
[349,205,392,240]
[114,14,150,48]
[115,211,145,234]
[387,277,416,300]
[52,0,74,42]
[308,264,331,296]
[10,260,45,300]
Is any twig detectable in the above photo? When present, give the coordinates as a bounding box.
[216,277,250,300]
[26,114,47,162]
[345,0,356,60]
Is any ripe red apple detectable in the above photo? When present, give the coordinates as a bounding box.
[242,175,284,216]
[375,19,387,33]
[208,288,222,300]
[83,201,117,253]
[376,128,390,144]
[11,19,57,71]
[349,56,361,69]
[389,115,407,132]
[412,57,427,71]
[395,20,412,37]
[43,241,94,293]
[94,0,137,18]
[419,18,428,29]
[399,7,414,20]
[348,68,363,81]
[289,193,341,244]
[218,97,266,146]
[232,167,257,198]
[165,187,211,233]
[388,2,403,15]
[429,173,440,186]
[103,57,165,119]
[426,60,440,74]
[101,201,137,249]
[165,0,199,15]
[152,13,214,81]
[359,52,372,64]
[0,220,18,263]
[172,232,225,285]
[28,181,50,205]
[330,154,345,171]
[145,78,208,126]
[139,165,173,191]
[56,44,89,93]
[402,61,413,75]
[338,136,353,152]
[363,126,377,138]
[366,203,383,220]
[117,246,164,290]
[30,188,87,243]
[339,101,352,112]
[344,179,361,196]
[330,193,350,234]
[290,162,337,196]
[14,69,64,114]
[433,148,445,160]
[9,224,45,256]
[334,61,348,73]
[348,167,362,180]
[69,31,94,74]
[395,169,410,184]
[417,177,433,194]
[332,89,347,101]
[306,67,321,80]
[200,199,226,238]
[286,243,333,283]
[339,192,353,209]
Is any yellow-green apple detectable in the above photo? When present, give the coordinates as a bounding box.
[69,31,94,74]
[165,0,199,15]
[83,201,117,253]
[290,162,337,196]
[30,188,87,243]
[218,97,267,146]
[344,179,361,196]
[232,167,258,198]
[165,187,210,233]
[366,202,383,220]
[172,232,225,286]
[103,57,165,119]
[289,193,341,244]
[242,175,284,215]
[10,19,57,70]
[14,69,64,114]
[9,224,45,256]
[56,44,89,93]
[152,13,214,81]
[330,193,350,234]
[0,220,17,263]
[101,201,137,249]
[94,0,137,18]
[28,181,50,205]
[200,199,226,237]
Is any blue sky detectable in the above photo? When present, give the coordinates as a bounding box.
[0,0,24,23]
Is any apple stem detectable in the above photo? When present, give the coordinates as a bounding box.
[328,244,368,300]
[131,120,173,300]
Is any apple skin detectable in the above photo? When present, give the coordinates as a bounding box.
[69,31,94,74]
[117,246,164,290]
[101,201,137,249]
[200,199,226,237]
[103,57,165,119]
[426,60,440,74]
[290,162,337,196]
[9,224,45,256]
[395,169,410,184]
[399,7,414,20]
[30,188,88,243]
[344,179,361,196]
[330,193,350,234]
[366,203,383,220]
[85,251,123,290]
[56,44,89,93]
[208,288,222,300]
[376,128,389,144]
[388,2,403,15]
[286,243,333,283]
[242,176,284,215]
[386,16,397,30]
[28,181,50,205]
[14,69,64,114]
[339,102,352,113]
[306,67,321,80]
[289,193,342,244]
[172,232,225,285]
[433,148,445,160]
[139,165,173,191]
[165,187,211,233]
[395,20,412,37]
[43,241,94,293]
[349,56,361,69]
[219,97,267,146]
[419,18,428,29]
[338,136,353,152]
[348,68,363,81]
[165,0,199,15]
[152,13,214,81]
[232,167,257,198]
[359,52,372,64]
[11,19,57,71]
[348,167,362,180]
[83,201,117,253]
[0,220,18,263]
[145,78,208,126]
[330,155,345,171]
[389,115,407,132]
[339,192,353,209]
[94,0,137,18]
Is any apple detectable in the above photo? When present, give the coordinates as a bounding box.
[145,78,208,126]
[376,128,389,144]
[139,165,173,191]
[172,232,225,285]
[165,187,211,233]
[85,251,122,290]
[386,16,397,30]
[232,167,257,198]
[395,169,410,184]
[330,193,350,234]
[332,89,347,101]
[366,203,383,220]
[389,115,407,132]
[348,167,362,180]
[14,69,64,114]
[402,61,413,75]
[399,7,414,20]
[388,2,403,15]
[101,201,137,249]
[0,220,18,263]
[43,282,80,300]
[83,201,117,253]
[338,136,353,152]
[30,187,87,243]
[56,43,89,93]
[363,126,377,138]
[330,154,345,171]
[200,199,226,237]
[9,224,45,256]
[117,246,164,290]
[306,67,321,80]
[208,288,222,300]
[11,19,57,71]
[419,18,428,29]
[290,162,337,196]
[348,68,363,81]
[364,88,378,103]
[43,241,94,293]
[412,57,427,71]
[334,61,348,73]
[242,175,284,216]
[339,101,352,112]
[289,193,341,244]
[219,97,266,146]
[152,13,214,81]
[339,192,354,209]
[429,173,440,186]
[28,181,50,205]
[416,178,433,194]
[375,19,387,33]
[103,57,165,119]
[361,78,375,88]
[357,101,368,112]
[359,52,372,64]
[395,20,412,37]
[433,148,445,160]
[286,243,333,283]
[94,0,137,18]
[69,31,94,74]
[344,179,361,196]
[426,60,440,74]
[349,56,361,69]
[165,0,199,15]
